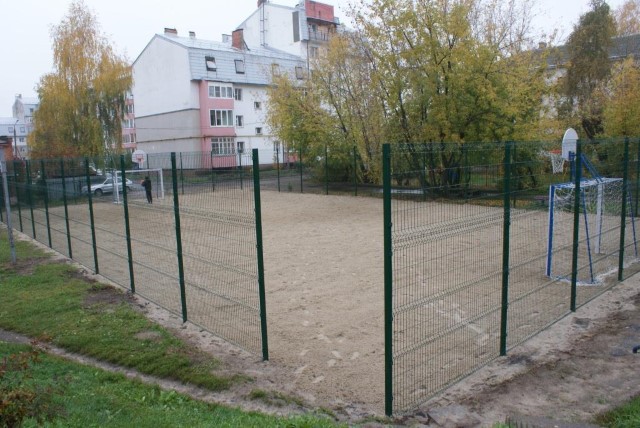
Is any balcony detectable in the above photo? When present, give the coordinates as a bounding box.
[308,27,333,42]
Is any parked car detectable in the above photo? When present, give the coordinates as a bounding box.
[82,177,133,196]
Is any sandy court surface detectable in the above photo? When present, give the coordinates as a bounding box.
[259,191,385,409]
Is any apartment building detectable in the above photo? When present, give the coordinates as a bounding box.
[131,0,340,167]
[10,94,38,158]
[0,117,28,159]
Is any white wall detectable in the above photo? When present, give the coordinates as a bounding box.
[241,4,303,57]
[133,37,198,117]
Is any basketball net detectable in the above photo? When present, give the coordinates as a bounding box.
[541,150,565,174]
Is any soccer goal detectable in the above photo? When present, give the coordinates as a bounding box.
[114,168,165,204]
[546,177,637,284]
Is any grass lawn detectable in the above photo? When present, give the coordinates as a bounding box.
[0,230,339,427]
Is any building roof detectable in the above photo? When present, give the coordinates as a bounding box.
[17,97,39,106]
[137,33,306,85]
[547,33,640,68]
[0,117,21,125]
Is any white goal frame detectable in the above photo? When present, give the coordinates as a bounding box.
[546,177,637,284]
[114,168,165,204]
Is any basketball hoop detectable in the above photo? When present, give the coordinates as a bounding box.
[541,149,565,174]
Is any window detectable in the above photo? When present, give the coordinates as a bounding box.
[126,104,134,114]
[211,137,235,155]
[210,109,234,127]
[309,46,319,58]
[271,63,280,75]
[8,127,13,132]
[235,59,245,74]
[254,101,262,110]
[208,85,233,98]
[255,127,263,135]
[295,66,305,80]
[237,141,245,153]
[234,88,243,101]
[235,115,244,127]
[205,56,217,71]
[123,119,135,129]
[20,127,25,133]
[273,141,280,152]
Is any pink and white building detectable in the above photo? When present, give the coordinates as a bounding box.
[131,0,341,167]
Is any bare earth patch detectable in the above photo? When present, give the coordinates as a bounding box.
[421,278,640,427]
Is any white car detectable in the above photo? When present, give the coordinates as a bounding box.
[82,177,133,196]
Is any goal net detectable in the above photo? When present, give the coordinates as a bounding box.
[114,168,165,204]
[546,178,637,285]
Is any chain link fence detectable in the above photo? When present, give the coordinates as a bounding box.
[2,139,639,416]
[383,139,640,415]
[1,151,268,358]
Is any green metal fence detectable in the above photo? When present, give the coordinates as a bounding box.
[383,139,640,415]
[3,138,640,416]
[2,150,268,359]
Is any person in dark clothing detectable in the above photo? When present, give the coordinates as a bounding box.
[141,176,152,203]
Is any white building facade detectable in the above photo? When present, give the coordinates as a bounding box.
[131,0,340,168]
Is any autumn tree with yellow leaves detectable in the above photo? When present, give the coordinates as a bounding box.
[267,0,550,185]
[30,1,131,158]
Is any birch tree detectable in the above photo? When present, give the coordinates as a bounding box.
[30,1,131,158]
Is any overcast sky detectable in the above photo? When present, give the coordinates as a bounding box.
[0,0,628,118]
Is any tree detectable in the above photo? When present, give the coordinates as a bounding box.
[30,1,131,159]
[602,57,640,137]
[559,0,616,140]
[267,0,549,186]
[615,0,640,36]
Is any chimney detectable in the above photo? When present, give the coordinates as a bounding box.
[232,29,246,50]
[257,0,267,6]
[189,31,196,38]
[538,41,547,49]
[164,27,178,36]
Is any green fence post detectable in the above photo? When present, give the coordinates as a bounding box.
[239,151,244,190]
[325,144,329,195]
[120,155,135,293]
[180,152,184,196]
[25,160,36,239]
[276,144,281,192]
[171,153,188,322]
[40,160,52,248]
[353,146,358,197]
[85,158,99,274]
[511,143,518,208]
[13,161,22,232]
[60,160,72,258]
[252,149,269,361]
[0,168,3,223]
[299,146,304,193]
[618,137,630,281]
[633,138,640,217]
[500,142,512,356]
[570,140,583,312]
[463,143,469,201]
[210,150,216,192]
[382,143,393,417]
